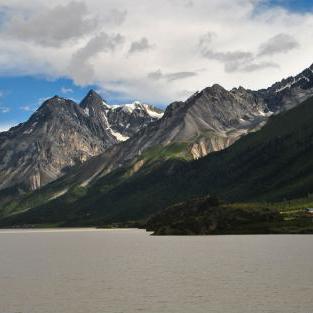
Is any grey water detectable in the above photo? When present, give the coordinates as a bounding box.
[0,229,312,313]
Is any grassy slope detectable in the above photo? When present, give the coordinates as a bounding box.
[74,95,313,224]
[2,96,313,226]
[0,143,191,225]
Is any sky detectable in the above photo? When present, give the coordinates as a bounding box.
[0,0,313,131]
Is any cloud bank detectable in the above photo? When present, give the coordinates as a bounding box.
[0,0,312,103]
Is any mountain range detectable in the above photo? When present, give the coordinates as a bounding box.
[0,90,163,191]
[1,63,313,226]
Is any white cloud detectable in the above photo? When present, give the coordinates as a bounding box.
[0,123,16,132]
[0,106,10,113]
[61,87,74,94]
[0,0,313,104]
[20,105,34,112]
[37,97,51,106]
[168,0,194,8]
[20,97,51,112]
[103,9,127,26]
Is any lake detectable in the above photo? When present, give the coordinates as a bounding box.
[0,229,312,313]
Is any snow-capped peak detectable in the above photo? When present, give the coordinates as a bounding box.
[275,66,313,93]
[108,101,164,118]
[102,100,110,109]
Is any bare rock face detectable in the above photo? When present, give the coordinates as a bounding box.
[51,63,313,190]
[255,64,313,112]
[0,90,163,191]
[106,102,164,139]
[80,90,163,142]
[2,64,313,193]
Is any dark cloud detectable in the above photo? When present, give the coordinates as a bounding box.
[225,61,279,73]
[199,31,280,73]
[203,50,253,63]
[166,72,198,81]
[2,1,98,47]
[128,38,154,54]
[148,69,197,81]
[199,32,252,63]
[68,32,125,84]
[147,70,163,80]
[258,33,299,56]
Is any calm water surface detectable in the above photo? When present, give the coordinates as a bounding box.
[0,229,312,313]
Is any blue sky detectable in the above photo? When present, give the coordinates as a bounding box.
[0,0,313,131]
[0,76,99,130]
[267,0,313,12]
[0,75,150,131]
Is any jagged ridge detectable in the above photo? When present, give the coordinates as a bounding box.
[0,90,162,191]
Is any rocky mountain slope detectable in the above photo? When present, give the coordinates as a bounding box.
[1,63,313,226]
[255,63,313,111]
[0,90,162,191]
[5,94,313,227]
[26,63,313,192]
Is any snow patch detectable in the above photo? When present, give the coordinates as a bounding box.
[102,101,110,109]
[145,106,164,118]
[108,101,163,119]
[84,107,90,116]
[275,82,293,93]
[101,111,129,142]
[110,129,130,142]
[275,74,312,93]
[257,109,273,117]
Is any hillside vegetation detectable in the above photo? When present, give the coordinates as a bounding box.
[2,96,313,227]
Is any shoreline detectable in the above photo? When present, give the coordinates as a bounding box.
[0,228,144,234]
[0,227,312,236]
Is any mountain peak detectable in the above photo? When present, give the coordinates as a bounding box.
[38,95,67,110]
[80,89,106,108]
[211,83,226,92]
[200,84,226,96]
[50,95,65,101]
[87,89,100,97]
